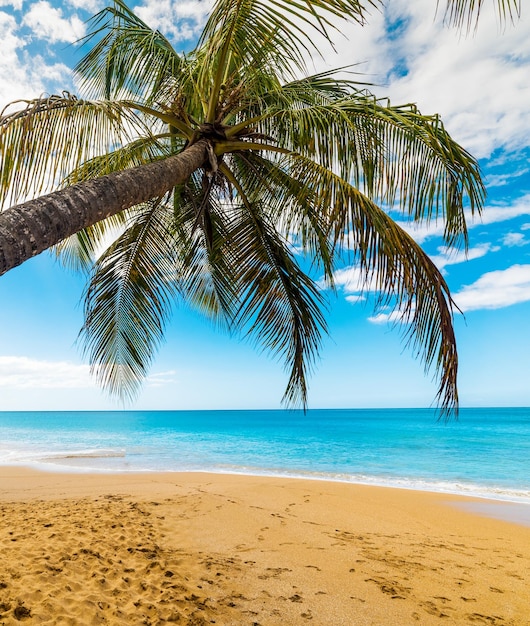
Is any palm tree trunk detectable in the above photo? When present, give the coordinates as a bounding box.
[0,139,210,275]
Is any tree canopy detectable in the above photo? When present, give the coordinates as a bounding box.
[0,0,492,413]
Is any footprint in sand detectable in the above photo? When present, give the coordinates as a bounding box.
[420,600,452,618]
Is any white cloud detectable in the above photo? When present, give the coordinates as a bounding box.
[379,3,530,159]
[0,356,95,389]
[502,232,528,247]
[146,370,178,387]
[395,193,530,244]
[0,0,23,8]
[333,238,530,318]
[330,265,376,294]
[344,294,366,304]
[367,310,404,325]
[311,2,530,160]
[331,241,494,302]
[333,266,409,323]
[136,0,213,44]
[331,239,502,322]
[485,167,530,188]
[22,1,86,43]
[0,12,71,110]
[454,264,530,311]
[367,261,530,319]
[429,243,498,271]
[480,196,530,225]
[0,356,178,392]
[66,0,102,13]
[310,4,387,75]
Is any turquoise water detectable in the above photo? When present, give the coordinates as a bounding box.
[0,407,529,503]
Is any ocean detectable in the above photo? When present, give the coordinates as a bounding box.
[0,407,529,504]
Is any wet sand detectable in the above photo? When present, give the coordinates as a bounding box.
[0,467,528,625]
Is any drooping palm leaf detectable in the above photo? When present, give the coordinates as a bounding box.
[55,219,128,273]
[63,133,176,185]
[282,152,459,413]
[171,169,242,322]
[81,199,180,400]
[239,83,484,248]
[223,150,336,283]
[223,188,327,407]
[54,135,176,273]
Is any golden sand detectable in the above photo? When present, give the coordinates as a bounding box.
[0,468,528,625]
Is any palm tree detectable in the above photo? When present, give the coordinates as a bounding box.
[0,0,485,413]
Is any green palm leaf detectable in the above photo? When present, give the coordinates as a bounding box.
[202,0,377,70]
[81,199,179,400]
[199,0,379,123]
[234,207,327,408]
[55,220,127,273]
[76,0,185,103]
[284,152,459,413]
[55,134,177,273]
[171,170,243,322]
[224,151,336,283]
[63,134,177,185]
[219,160,327,406]
[0,94,148,207]
[242,85,484,248]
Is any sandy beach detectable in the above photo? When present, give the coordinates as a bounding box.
[0,468,528,625]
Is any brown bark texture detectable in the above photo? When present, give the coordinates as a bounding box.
[0,139,210,275]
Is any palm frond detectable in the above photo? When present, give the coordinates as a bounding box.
[55,218,127,273]
[0,94,146,207]
[202,0,377,70]
[198,0,379,122]
[220,161,327,407]
[63,134,177,185]
[224,151,336,284]
[252,88,484,249]
[55,134,185,274]
[80,199,179,400]
[284,152,459,414]
[75,0,185,103]
[223,69,360,139]
[172,170,242,323]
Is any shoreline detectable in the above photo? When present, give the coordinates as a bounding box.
[0,467,529,624]
[2,406,529,515]
[4,461,530,521]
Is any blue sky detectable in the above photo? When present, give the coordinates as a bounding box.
[0,0,529,411]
